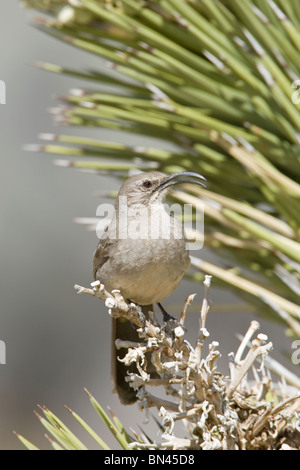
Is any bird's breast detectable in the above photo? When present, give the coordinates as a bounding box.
[101,205,190,304]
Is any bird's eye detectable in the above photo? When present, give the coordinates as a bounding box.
[143,180,152,189]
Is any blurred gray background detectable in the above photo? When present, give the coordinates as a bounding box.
[0,1,298,450]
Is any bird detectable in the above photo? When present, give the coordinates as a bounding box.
[93,171,206,404]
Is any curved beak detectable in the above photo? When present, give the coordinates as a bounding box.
[155,171,206,192]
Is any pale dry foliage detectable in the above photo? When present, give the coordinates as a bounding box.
[75,276,300,450]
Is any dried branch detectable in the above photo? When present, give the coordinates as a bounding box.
[75,278,300,450]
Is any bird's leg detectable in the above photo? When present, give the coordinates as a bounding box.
[157,302,176,323]
[157,303,179,339]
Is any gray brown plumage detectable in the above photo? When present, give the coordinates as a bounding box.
[93,171,205,404]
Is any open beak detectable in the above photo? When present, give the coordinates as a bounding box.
[155,171,206,192]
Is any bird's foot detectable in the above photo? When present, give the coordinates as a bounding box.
[157,302,176,323]
[157,302,181,339]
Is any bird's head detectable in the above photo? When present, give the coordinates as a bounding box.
[116,171,206,208]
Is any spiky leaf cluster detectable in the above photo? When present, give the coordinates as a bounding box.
[22,1,300,335]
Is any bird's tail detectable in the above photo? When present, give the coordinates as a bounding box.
[111,305,153,405]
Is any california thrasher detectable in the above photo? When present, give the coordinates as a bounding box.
[93,171,205,404]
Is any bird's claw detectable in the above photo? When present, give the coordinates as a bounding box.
[157,302,181,337]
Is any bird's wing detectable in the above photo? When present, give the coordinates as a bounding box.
[92,226,113,279]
